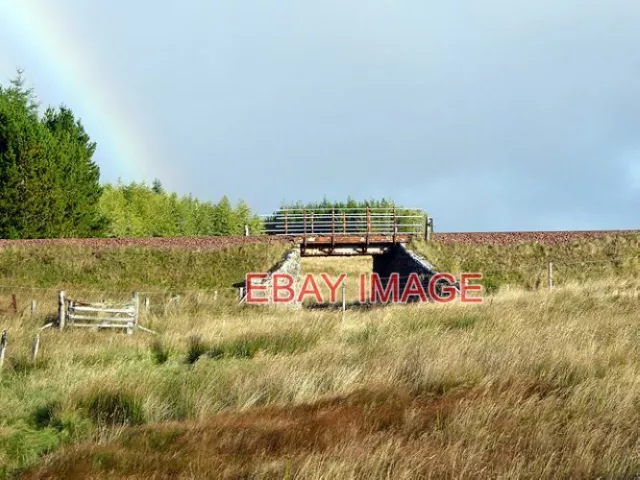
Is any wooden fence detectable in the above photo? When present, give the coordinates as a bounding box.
[59,291,140,335]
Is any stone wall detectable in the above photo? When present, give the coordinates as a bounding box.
[242,247,302,307]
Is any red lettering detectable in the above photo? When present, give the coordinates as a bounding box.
[272,273,295,303]
[400,272,428,303]
[460,273,483,303]
[297,274,323,303]
[370,273,399,303]
[359,273,367,303]
[320,273,346,303]
[428,273,457,303]
[245,273,268,304]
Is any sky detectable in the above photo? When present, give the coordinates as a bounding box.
[0,0,639,232]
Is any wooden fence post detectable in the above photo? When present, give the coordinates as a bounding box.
[144,297,150,314]
[331,209,335,236]
[32,334,40,362]
[245,225,249,236]
[0,330,7,371]
[11,294,17,313]
[393,209,397,239]
[548,262,554,291]
[132,292,140,333]
[426,217,433,241]
[31,299,37,315]
[58,291,66,330]
[366,208,370,234]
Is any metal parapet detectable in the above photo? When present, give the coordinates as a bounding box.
[261,207,428,257]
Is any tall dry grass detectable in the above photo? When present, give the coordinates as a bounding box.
[0,276,637,478]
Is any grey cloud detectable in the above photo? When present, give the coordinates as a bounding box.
[1,0,638,231]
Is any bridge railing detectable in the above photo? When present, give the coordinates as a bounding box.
[260,208,426,237]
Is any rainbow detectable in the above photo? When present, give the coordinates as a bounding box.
[0,0,164,184]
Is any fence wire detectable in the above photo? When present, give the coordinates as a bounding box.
[0,255,636,309]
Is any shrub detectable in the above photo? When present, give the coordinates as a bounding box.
[150,338,170,364]
[85,390,144,427]
[186,335,208,364]
[207,331,319,360]
[31,402,63,431]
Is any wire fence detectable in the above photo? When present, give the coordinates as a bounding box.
[0,254,634,374]
[0,284,240,295]
[0,255,636,295]
[0,255,636,322]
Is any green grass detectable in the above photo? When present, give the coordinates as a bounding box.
[4,287,637,479]
[0,243,288,292]
[1,284,639,478]
[206,330,320,360]
[84,390,145,427]
[0,238,638,478]
[411,233,640,292]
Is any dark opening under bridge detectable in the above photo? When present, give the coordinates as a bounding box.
[261,208,433,256]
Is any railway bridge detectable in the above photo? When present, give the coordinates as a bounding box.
[257,207,445,301]
[260,208,433,257]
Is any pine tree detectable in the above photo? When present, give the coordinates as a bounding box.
[42,106,105,236]
[152,178,164,194]
[0,72,40,238]
[0,71,105,238]
[213,196,234,235]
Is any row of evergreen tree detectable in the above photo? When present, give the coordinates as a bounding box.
[100,181,262,237]
[266,198,427,234]
[0,72,263,239]
[1,72,414,239]
[281,197,400,213]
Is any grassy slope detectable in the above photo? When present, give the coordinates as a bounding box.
[411,233,640,292]
[0,239,639,478]
[0,243,288,293]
